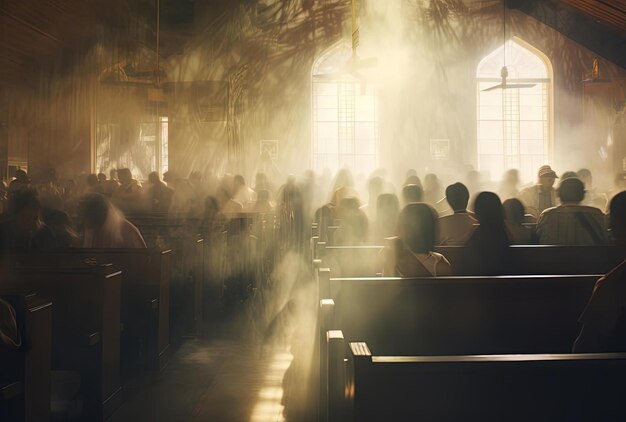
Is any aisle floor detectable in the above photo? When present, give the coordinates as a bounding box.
[108,338,290,422]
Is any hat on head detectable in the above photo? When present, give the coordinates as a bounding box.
[538,165,558,179]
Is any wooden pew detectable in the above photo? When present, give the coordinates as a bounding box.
[11,248,172,371]
[329,337,626,422]
[436,245,626,275]
[126,215,204,338]
[315,243,626,277]
[1,266,122,421]
[318,270,599,355]
[0,293,52,422]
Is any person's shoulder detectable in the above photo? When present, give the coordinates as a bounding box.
[576,205,605,215]
[599,260,626,285]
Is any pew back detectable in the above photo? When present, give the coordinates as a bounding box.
[1,266,122,420]
[323,273,598,355]
[342,343,626,422]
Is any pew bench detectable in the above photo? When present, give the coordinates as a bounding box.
[318,271,598,355]
[0,293,52,422]
[314,243,626,277]
[1,266,122,421]
[11,248,172,372]
[328,337,626,421]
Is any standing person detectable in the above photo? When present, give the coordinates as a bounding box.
[233,175,256,210]
[573,191,626,352]
[465,192,511,275]
[437,182,477,246]
[519,165,558,217]
[383,203,453,277]
[536,177,607,245]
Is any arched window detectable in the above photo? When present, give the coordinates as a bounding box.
[477,38,552,182]
[312,43,378,176]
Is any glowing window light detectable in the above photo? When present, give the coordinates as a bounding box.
[312,43,379,178]
[477,38,552,183]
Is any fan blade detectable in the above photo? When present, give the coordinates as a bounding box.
[504,83,536,89]
[482,83,504,92]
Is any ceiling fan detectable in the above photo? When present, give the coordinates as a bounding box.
[482,0,536,92]
[313,0,377,82]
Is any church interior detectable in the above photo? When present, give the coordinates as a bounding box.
[1,0,626,421]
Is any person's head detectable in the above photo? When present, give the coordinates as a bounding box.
[503,169,519,185]
[503,198,526,225]
[577,168,592,187]
[402,184,423,205]
[561,171,578,180]
[9,189,41,231]
[404,175,422,187]
[558,177,585,204]
[86,174,98,188]
[537,165,558,189]
[117,168,132,185]
[406,169,417,179]
[14,169,29,183]
[609,191,626,244]
[424,173,439,191]
[234,175,245,189]
[78,193,110,229]
[377,193,400,217]
[445,182,470,212]
[255,172,269,189]
[97,173,106,183]
[148,172,160,185]
[109,169,118,180]
[397,203,438,254]
[473,192,505,226]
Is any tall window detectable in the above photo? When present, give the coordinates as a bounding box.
[477,38,552,182]
[95,116,169,179]
[312,44,378,176]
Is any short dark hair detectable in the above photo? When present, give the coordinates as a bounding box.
[558,177,585,203]
[609,191,626,229]
[402,184,423,203]
[445,183,470,211]
[473,192,504,226]
[397,203,438,253]
[503,198,525,224]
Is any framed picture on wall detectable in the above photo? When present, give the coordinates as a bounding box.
[260,140,278,160]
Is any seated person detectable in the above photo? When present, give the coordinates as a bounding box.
[573,191,626,352]
[147,172,174,213]
[383,203,453,277]
[372,193,400,244]
[334,197,369,245]
[0,189,58,255]
[437,182,477,245]
[537,177,607,245]
[401,184,423,207]
[503,198,535,245]
[465,192,512,275]
[79,193,146,248]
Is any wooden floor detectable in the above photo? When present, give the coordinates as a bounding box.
[108,335,292,422]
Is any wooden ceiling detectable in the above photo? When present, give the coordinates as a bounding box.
[561,0,626,34]
[0,0,624,89]
[0,0,148,88]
